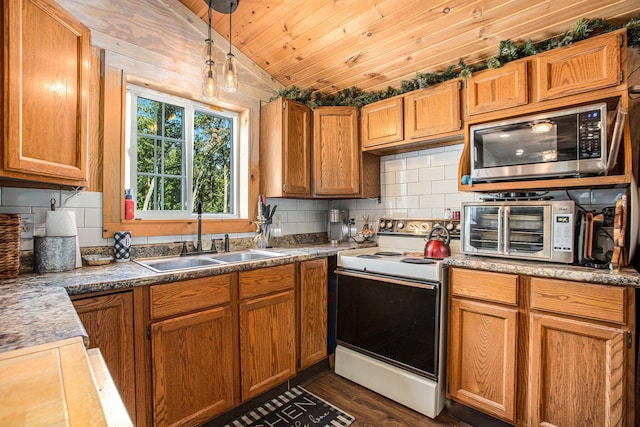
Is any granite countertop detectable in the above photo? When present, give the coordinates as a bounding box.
[3,241,640,354]
[0,242,367,353]
[444,254,640,287]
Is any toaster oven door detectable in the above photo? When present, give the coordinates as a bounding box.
[462,205,503,255]
[503,205,551,258]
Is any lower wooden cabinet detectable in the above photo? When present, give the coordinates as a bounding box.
[72,292,136,422]
[530,313,627,426]
[239,264,296,401]
[447,267,636,426]
[151,306,234,427]
[299,258,328,369]
[448,297,517,421]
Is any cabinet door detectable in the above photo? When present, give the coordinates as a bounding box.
[283,100,312,196]
[240,290,296,401]
[534,31,621,101]
[299,258,328,369]
[260,98,311,197]
[361,97,404,148]
[73,292,135,422]
[3,0,89,184]
[151,306,234,427]
[313,106,360,196]
[404,80,461,140]
[530,313,627,427]
[466,61,528,116]
[448,297,518,422]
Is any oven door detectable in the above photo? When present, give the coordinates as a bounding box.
[336,269,440,380]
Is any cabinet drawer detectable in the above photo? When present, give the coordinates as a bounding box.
[450,268,518,305]
[530,277,626,324]
[239,264,295,299]
[150,275,232,320]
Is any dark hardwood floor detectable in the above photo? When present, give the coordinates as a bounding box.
[300,370,473,427]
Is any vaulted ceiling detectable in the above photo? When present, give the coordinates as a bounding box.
[178,0,640,95]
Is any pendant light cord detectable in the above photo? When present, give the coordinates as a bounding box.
[207,2,213,67]
[228,2,232,55]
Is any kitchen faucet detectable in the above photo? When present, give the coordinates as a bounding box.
[196,201,203,252]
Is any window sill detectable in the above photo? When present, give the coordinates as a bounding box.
[102,218,256,238]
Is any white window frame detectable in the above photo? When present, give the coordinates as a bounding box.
[125,85,244,220]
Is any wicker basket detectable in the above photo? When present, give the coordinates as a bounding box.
[0,214,21,279]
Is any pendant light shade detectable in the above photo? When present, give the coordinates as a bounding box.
[202,2,217,102]
[223,53,238,93]
[222,1,238,93]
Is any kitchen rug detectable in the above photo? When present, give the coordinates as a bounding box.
[223,386,355,427]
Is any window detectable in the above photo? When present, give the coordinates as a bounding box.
[126,86,243,219]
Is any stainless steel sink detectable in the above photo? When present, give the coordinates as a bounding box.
[135,250,288,272]
[210,250,287,263]
[135,256,226,273]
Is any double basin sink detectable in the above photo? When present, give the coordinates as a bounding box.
[135,249,288,273]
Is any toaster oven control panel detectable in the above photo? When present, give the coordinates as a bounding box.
[552,213,574,252]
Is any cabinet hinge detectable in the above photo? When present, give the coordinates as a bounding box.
[626,331,632,349]
[457,80,462,91]
[620,71,624,84]
[459,119,463,129]
[282,101,287,109]
[620,34,624,47]
[282,183,287,193]
[146,326,151,340]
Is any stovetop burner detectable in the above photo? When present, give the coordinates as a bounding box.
[357,254,381,259]
[375,251,402,256]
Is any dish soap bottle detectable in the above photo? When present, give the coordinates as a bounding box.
[124,189,134,220]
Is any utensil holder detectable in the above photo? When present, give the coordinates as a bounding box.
[0,214,21,279]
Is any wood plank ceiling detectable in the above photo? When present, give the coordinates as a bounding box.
[179,0,640,95]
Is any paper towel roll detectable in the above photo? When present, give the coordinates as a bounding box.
[46,211,81,268]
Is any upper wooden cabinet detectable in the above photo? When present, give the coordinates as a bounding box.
[361,97,404,148]
[313,106,360,197]
[2,0,90,187]
[404,81,462,139]
[260,98,311,197]
[361,80,463,155]
[466,61,528,116]
[533,30,622,102]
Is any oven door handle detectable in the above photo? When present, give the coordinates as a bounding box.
[336,269,438,290]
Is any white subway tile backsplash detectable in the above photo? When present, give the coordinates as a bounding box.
[431,150,460,166]
[431,179,458,194]
[407,182,430,196]
[2,144,473,247]
[396,169,419,183]
[419,166,445,182]
[385,158,406,172]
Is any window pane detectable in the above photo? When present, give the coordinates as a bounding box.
[164,104,184,138]
[163,140,183,176]
[136,175,159,210]
[193,111,233,214]
[137,98,161,135]
[137,137,158,174]
[163,178,183,210]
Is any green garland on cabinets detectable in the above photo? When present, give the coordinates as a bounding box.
[273,16,640,109]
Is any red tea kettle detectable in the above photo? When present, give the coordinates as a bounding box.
[424,225,451,259]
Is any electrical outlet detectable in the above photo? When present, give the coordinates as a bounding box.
[20,214,34,240]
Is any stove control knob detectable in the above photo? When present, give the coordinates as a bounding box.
[456,223,462,231]
[446,222,454,230]
[420,223,430,232]
[379,220,386,229]
[386,221,394,229]
[396,221,405,230]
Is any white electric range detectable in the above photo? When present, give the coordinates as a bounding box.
[334,217,459,419]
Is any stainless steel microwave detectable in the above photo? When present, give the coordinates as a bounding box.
[461,200,575,263]
[470,103,608,181]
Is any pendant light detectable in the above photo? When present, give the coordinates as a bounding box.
[202,1,217,101]
[222,1,238,93]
